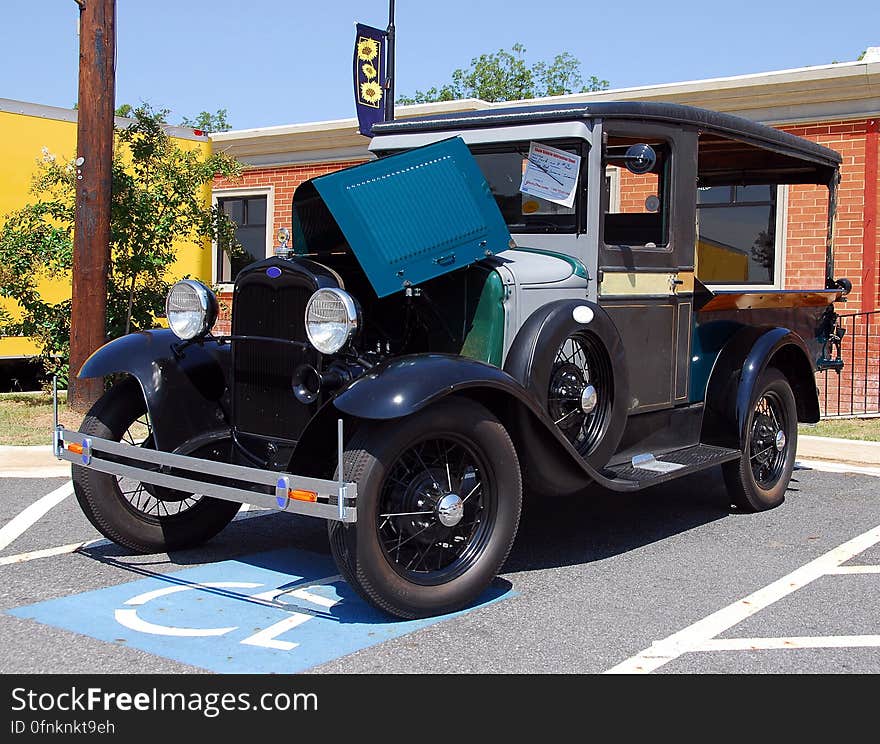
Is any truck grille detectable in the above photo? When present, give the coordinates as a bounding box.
[231,270,316,441]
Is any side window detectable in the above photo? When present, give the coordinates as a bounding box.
[696,185,779,285]
[217,195,268,283]
[603,140,671,248]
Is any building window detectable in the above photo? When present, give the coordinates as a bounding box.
[696,185,784,286]
[217,195,268,283]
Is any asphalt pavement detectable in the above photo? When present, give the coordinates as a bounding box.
[0,463,878,674]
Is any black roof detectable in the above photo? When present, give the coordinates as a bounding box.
[372,101,842,169]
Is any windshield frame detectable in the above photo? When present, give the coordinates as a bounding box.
[467,138,589,235]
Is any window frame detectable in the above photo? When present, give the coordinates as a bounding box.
[601,138,674,253]
[211,186,275,288]
[696,183,788,291]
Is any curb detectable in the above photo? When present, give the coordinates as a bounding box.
[797,435,880,467]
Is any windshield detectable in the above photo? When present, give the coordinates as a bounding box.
[470,141,585,233]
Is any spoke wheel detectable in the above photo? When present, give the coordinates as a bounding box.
[72,377,240,554]
[115,412,204,519]
[749,392,789,488]
[328,397,522,619]
[548,332,613,456]
[723,367,797,513]
[377,436,495,586]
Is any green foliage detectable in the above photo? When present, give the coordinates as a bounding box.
[0,104,241,384]
[180,109,232,133]
[398,43,609,104]
[114,103,134,118]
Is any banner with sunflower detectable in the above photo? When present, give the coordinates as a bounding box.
[353,23,388,136]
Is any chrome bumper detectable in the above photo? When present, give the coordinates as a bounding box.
[52,381,357,523]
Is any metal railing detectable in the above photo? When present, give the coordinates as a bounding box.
[819,309,880,418]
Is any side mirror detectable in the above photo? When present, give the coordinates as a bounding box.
[623,144,656,175]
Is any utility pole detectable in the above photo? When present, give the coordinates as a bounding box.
[69,0,116,410]
[385,0,395,123]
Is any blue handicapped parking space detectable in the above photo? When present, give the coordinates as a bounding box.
[7,548,513,673]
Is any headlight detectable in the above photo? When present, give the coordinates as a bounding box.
[165,280,217,340]
[305,288,359,354]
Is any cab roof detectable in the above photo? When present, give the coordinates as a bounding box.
[372,101,842,170]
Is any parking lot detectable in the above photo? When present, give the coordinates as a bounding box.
[1,461,879,674]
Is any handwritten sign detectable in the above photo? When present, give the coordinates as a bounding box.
[520,142,581,208]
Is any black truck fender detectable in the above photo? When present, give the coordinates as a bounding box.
[303,353,636,496]
[78,329,231,453]
[701,326,820,449]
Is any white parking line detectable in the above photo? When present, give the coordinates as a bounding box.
[0,504,272,566]
[604,523,880,674]
[0,481,74,551]
[0,539,106,566]
[696,635,880,651]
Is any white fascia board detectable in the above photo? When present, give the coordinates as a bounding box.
[0,98,209,141]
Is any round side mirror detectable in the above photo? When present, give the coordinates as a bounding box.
[624,144,656,175]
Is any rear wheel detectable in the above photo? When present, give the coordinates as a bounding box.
[328,397,521,619]
[723,368,798,512]
[72,378,241,553]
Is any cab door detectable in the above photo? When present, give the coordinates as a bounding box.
[598,121,697,414]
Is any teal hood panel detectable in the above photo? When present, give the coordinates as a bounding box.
[310,137,512,297]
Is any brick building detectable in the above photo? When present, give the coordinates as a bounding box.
[211,53,880,416]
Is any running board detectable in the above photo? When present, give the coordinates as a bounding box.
[599,444,741,490]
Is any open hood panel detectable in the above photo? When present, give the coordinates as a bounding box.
[291,137,512,298]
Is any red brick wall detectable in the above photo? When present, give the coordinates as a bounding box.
[780,121,871,305]
[212,159,368,333]
[778,120,880,416]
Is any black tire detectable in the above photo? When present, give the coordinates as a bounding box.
[72,377,241,553]
[723,368,798,512]
[328,397,522,619]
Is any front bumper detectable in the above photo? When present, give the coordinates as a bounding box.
[53,423,357,524]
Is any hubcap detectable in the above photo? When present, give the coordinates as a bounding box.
[580,384,598,414]
[437,493,464,527]
[775,430,786,452]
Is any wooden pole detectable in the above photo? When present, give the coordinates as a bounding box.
[69,0,116,411]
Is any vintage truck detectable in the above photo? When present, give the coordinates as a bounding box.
[55,102,849,618]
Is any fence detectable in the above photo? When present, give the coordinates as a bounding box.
[819,309,880,418]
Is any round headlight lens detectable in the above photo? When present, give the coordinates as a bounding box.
[165,280,217,340]
[305,288,359,354]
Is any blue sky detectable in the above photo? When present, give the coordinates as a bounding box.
[1,0,877,130]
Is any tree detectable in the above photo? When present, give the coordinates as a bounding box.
[113,104,231,133]
[180,109,232,133]
[397,44,609,104]
[0,105,241,384]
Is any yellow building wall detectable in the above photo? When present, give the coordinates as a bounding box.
[0,106,213,358]
[695,238,749,283]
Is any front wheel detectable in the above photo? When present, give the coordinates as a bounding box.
[72,377,241,553]
[723,368,798,512]
[328,397,522,619]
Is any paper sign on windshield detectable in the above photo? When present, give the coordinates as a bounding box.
[519,142,581,208]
